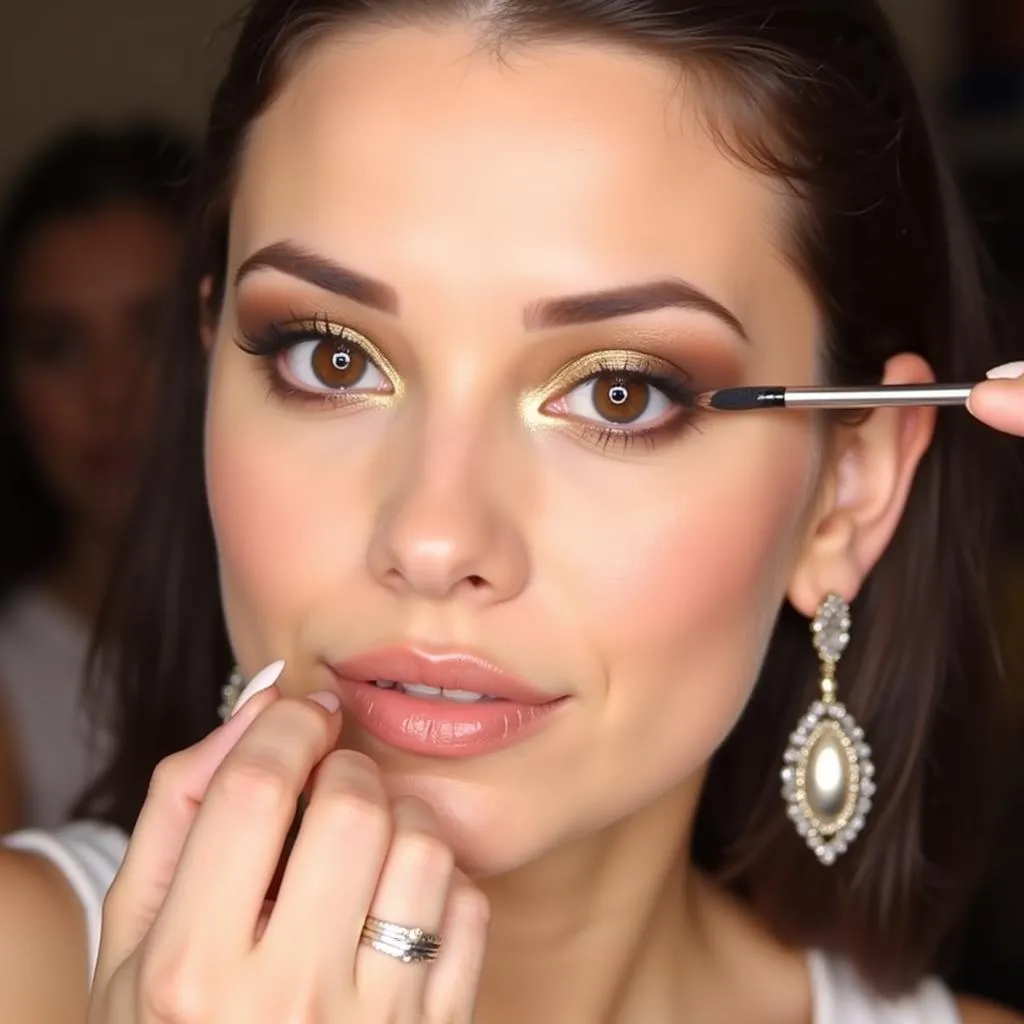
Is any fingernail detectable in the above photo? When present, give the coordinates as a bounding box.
[231,660,286,716]
[306,690,341,714]
[986,361,1024,380]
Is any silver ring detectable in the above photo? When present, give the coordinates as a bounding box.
[359,915,443,964]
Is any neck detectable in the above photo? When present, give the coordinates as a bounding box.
[41,519,118,626]
[472,780,813,1024]
[474,781,707,1023]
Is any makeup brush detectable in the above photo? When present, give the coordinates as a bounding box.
[693,383,974,412]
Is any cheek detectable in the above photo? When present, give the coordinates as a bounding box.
[206,407,315,661]
[543,422,815,775]
[14,371,88,462]
[205,356,377,663]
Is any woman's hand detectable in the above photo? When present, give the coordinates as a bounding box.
[87,666,489,1023]
[968,362,1024,435]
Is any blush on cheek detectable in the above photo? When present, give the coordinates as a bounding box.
[553,429,815,779]
[203,386,331,666]
[204,368,381,674]
[581,441,808,646]
[207,427,279,660]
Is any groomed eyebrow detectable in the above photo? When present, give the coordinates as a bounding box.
[524,279,747,340]
[235,241,398,314]
[235,240,747,341]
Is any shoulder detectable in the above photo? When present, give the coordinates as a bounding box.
[0,847,89,1022]
[957,996,1024,1024]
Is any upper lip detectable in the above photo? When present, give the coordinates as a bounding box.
[329,645,563,705]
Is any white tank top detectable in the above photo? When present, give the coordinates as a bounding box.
[2,822,962,1022]
[0,588,113,827]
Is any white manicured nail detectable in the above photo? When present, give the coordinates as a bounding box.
[231,660,285,716]
[986,361,1024,380]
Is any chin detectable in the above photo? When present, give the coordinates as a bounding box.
[377,767,560,877]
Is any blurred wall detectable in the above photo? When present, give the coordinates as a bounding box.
[883,0,956,87]
[0,0,241,192]
[0,0,955,193]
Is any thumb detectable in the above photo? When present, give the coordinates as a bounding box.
[967,362,1024,436]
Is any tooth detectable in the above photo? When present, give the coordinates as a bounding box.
[440,688,485,703]
[401,683,442,697]
[374,680,396,689]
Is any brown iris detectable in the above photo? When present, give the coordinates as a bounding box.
[309,338,367,390]
[591,374,650,423]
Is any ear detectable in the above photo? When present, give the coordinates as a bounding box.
[199,275,217,353]
[788,353,937,616]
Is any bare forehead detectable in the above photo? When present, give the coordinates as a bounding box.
[241,26,782,214]
[230,24,799,335]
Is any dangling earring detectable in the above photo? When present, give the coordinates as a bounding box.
[780,593,876,865]
[218,666,245,722]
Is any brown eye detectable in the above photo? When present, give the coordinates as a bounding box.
[558,369,675,430]
[590,374,651,424]
[279,327,391,395]
[310,339,367,389]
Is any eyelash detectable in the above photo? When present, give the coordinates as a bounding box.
[235,316,701,451]
[544,353,699,451]
[237,314,395,405]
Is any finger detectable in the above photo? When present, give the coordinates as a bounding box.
[261,749,391,971]
[422,871,489,1024]
[355,797,455,1016]
[967,376,1024,436]
[95,664,284,981]
[151,690,343,958]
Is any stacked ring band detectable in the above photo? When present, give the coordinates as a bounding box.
[359,915,443,964]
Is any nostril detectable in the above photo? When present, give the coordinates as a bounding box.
[467,575,487,589]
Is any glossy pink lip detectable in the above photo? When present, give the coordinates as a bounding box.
[332,647,558,703]
[328,646,568,758]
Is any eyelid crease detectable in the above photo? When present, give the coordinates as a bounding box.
[519,348,700,461]
[524,348,694,409]
[236,325,699,450]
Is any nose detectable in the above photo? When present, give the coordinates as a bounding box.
[90,336,148,420]
[366,427,529,606]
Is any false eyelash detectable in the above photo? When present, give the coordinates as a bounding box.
[544,356,704,449]
[237,318,705,449]
[237,313,392,408]
[236,311,341,358]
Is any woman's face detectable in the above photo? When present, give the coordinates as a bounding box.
[206,26,833,874]
[10,201,179,534]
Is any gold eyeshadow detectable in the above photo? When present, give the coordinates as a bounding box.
[237,314,404,402]
[236,317,704,451]
[520,348,693,424]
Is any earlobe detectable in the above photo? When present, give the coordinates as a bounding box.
[788,353,936,616]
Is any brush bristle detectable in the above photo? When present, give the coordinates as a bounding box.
[706,386,784,411]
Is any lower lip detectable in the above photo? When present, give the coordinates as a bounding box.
[334,679,565,758]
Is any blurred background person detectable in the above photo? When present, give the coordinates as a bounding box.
[0,123,193,830]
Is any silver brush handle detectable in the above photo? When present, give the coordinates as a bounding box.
[783,384,973,409]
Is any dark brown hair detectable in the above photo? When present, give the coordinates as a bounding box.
[78,0,1008,996]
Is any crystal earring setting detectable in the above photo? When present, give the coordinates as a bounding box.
[781,594,875,866]
[219,666,245,722]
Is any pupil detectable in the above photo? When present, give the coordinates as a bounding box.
[593,374,649,424]
[331,350,352,372]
